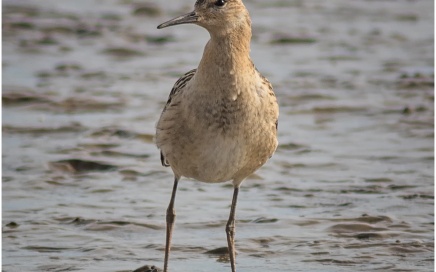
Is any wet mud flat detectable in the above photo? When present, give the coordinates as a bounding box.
[2,0,434,271]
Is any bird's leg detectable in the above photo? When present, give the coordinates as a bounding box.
[164,176,179,272]
[226,186,239,272]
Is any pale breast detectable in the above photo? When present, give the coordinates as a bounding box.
[158,81,277,183]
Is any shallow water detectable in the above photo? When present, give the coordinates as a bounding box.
[2,0,434,271]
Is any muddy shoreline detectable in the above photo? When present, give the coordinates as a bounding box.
[3,0,434,271]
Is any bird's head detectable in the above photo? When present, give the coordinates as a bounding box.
[157,0,251,37]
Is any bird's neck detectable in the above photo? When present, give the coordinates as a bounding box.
[195,28,254,92]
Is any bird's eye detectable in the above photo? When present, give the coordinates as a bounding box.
[215,0,226,7]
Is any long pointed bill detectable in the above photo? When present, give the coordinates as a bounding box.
[157,11,199,29]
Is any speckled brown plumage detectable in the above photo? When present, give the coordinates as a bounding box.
[155,1,278,271]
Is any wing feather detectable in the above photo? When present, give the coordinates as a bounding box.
[159,69,197,167]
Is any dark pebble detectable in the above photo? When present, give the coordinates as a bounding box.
[133,265,161,272]
[49,159,118,173]
[6,222,19,228]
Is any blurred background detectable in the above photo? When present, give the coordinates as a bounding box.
[3,0,434,271]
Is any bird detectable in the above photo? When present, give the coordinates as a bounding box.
[155,0,279,271]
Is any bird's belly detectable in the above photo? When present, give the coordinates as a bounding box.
[172,132,245,183]
[165,119,276,184]
[158,93,278,184]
